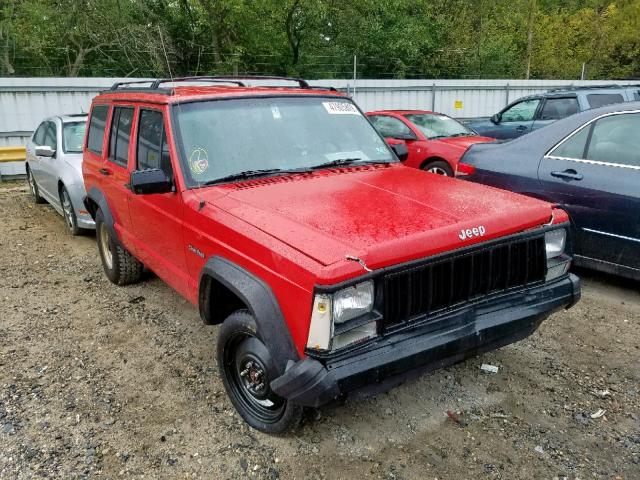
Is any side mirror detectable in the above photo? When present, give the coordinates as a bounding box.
[490,113,501,124]
[35,146,56,157]
[394,131,418,141]
[130,168,173,195]
[390,143,409,161]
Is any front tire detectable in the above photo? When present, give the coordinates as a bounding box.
[59,185,81,236]
[421,160,453,177]
[26,166,46,204]
[217,310,302,433]
[95,209,143,285]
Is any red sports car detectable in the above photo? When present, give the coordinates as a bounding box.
[367,110,494,176]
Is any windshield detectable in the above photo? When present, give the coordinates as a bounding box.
[172,96,395,187]
[63,122,86,153]
[405,113,474,139]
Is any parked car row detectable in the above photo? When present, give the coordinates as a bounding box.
[22,76,635,434]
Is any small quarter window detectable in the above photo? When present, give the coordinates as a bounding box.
[108,107,134,168]
[552,125,591,159]
[87,105,109,155]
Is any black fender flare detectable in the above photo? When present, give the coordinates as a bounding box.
[84,187,117,240]
[199,256,299,372]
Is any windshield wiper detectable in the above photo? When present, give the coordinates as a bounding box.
[310,157,363,170]
[203,168,306,185]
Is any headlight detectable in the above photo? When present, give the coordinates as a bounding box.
[333,281,374,324]
[545,229,566,259]
[306,280,376,351]
[545,228,570,281]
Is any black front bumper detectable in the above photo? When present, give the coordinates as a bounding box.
[271,274,581,407]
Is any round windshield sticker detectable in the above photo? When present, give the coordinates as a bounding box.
[189,148,209,176]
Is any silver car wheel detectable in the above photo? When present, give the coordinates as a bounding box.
[427,166,449,175]
[61,189,75,230]
[99,223,113,270]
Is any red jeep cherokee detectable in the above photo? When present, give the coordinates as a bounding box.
[82,76,580,433]
[367,110,494,176]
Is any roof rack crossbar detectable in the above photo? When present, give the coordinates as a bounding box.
[208,75,310,89]
[150,77,246,89]
[547,83,640,93]
[110,80,155,90]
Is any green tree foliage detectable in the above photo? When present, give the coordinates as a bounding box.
[0,0,639,78]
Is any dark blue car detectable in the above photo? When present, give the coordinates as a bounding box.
[459,101,640,281]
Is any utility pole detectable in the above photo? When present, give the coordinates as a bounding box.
[581,62,586,80]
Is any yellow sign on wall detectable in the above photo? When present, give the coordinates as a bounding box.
[454,100,463,110]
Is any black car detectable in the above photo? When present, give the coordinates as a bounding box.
[459,101,640,281]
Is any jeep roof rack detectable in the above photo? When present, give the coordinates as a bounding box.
[107,75,338,94]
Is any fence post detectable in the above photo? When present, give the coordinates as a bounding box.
[505,83,510,106]
[431,82,436,111]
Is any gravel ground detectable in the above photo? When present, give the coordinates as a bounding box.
[0,180,639,480]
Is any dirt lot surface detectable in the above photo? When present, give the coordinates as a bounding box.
[0,180,639,480]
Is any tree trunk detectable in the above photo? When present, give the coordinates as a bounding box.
[0,26,15,75]
[68,48,86,77]
[524,0,536,79]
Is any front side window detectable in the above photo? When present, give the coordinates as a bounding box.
[404,113,474,139]
[369,115,413,138]
[43,121,57,150]
[501,99,541,122]
[108,107,134,168]
[62,122,86,153]
[586,113,640,167]
[173,97,394,187]
[587,93,624,109]
[33,122,47,145]
[137,109,172,179]
[539,98,580,120]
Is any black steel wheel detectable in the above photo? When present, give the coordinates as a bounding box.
[217,310,302,433]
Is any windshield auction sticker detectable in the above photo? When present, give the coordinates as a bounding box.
[323,102,360,115]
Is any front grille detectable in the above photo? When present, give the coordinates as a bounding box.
[381,235,546,330]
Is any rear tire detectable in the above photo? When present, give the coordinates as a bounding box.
[217,310,302,434]
[421,160,453,177]
[59,185,82,236]
[95,209,143,285]
[26,166,46,204]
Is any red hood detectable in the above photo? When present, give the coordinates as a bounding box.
[204,164,553,271]
[436,135,494,149]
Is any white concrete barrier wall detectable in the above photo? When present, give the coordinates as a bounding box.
[1,77,638,176]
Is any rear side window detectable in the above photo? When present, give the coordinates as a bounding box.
[87,105,109,154]
[587,93,624,109]
[586,113,640,167]
[108,107,134,168]
[539,98,579,120]
[43,122,57,150]
[136,109,172,178]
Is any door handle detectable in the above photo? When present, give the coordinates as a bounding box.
[99,168,111,176]
[550,169,583,181]
[516,125,528,131]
